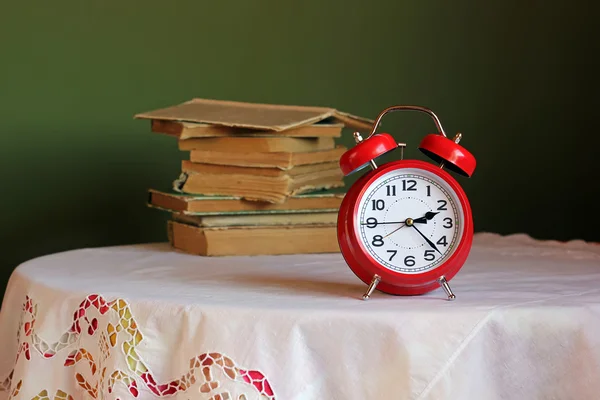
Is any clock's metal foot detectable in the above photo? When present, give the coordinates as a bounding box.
[362,274,381,300]
[438,276,456,301]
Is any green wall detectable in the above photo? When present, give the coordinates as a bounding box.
[0,1,596,296]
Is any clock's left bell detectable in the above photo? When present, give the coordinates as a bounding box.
[339,133,399,176]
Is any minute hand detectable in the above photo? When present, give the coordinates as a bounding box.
[411,224,442,254]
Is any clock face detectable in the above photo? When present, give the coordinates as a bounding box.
[356,167,464,274]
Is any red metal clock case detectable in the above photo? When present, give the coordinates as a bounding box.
[337,159,474,296]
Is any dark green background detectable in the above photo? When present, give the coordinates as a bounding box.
[1,1,597,296]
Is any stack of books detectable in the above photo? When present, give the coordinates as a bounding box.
[135,98,372,256]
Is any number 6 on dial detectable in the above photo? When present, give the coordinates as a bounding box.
[337,106,476,301]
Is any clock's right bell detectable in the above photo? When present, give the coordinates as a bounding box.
[419,133,476,177]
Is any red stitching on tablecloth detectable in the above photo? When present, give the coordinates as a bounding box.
[0,294,276,400]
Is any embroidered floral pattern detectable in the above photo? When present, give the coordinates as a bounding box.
[0,373,11,393]
[7,379,21,400]
[0,373,20,400]
[0,294,276,399]
[31,389,74,400]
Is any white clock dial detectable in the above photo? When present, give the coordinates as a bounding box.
[356,168,464,274]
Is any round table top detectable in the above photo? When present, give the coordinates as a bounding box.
[1,233,600,400]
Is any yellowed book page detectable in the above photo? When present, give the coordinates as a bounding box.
[178,136,335,152]
[288,169,344,194]
[189,146,346,169]
[180,160,339,178]
[177,169,343,203]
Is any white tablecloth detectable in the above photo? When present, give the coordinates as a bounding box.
[1,233,599,400]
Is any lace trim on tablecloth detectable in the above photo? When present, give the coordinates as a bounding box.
[0,294,275,400]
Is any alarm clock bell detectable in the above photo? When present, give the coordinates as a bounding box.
[340,105,476,178]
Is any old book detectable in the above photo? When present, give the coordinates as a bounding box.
[181,160,339,178]
[135,97,373,132]
[190,145,346,169]
[151,120,343,139]
[167,220,340,256]
[148,189,345,215]
[172,211,337,228]
[173,167,344,203]
[178,136,335,153]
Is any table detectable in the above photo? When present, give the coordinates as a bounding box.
[1,233,599,400]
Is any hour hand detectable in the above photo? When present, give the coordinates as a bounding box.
[413,211,439,224]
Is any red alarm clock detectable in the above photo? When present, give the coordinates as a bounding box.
[337,105,476,301]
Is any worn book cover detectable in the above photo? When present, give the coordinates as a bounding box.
[147,189,345,215]
[168,220,340,256]
[171,211,338,228]
[135,98,373,132]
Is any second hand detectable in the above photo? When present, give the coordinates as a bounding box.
[383,224,406,238]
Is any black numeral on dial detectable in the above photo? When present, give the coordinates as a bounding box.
[386,185,396,196]
[437,200,447,210]
[424,250,435,261]
[372,199,385,211]
[437,236,448,247]
[372,235,384,247]
[387,250,397,261]
[404,255,416,266]
[402,179,417,191]
[366,217,378,228]
[426,185,431,197]
[443,217,453,228]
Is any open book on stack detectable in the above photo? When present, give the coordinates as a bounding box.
[135,98,373,256]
